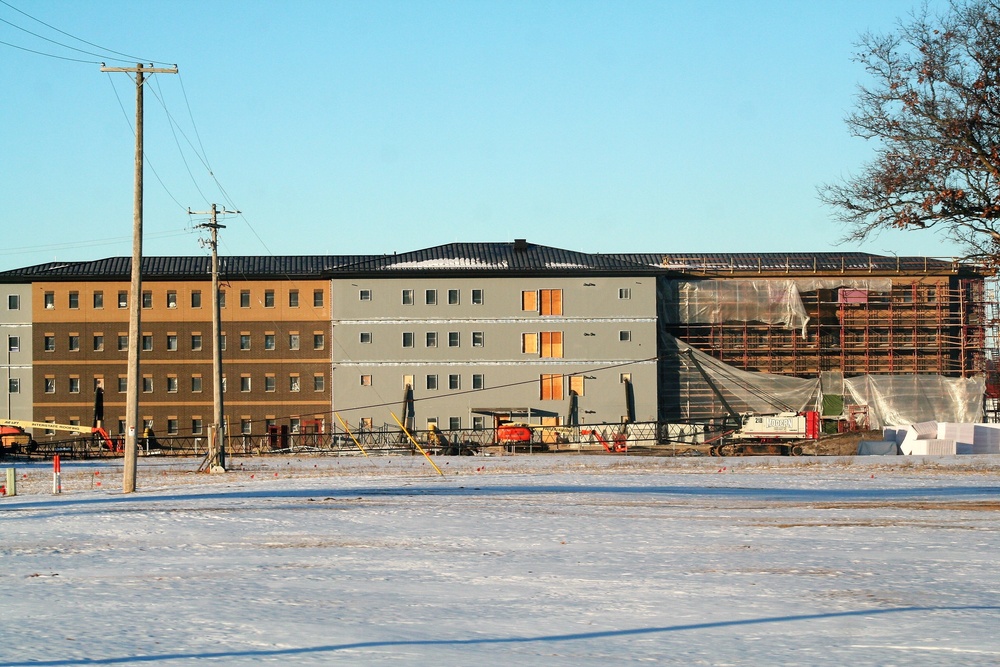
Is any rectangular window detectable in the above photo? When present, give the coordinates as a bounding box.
[314,374,325,392]
[118,335,128,351]
[264,333,275,350]
[619,330,632,342]
[93,334,104,352]
[166,376,178,393]
[166,291,177,308]
[118,377,128,393]
[313,289,324,307]
[449,374,460,390]
[219,291,226,308]
[8,336,19,353]
[240,376,251,392]
[425,332,438,347]
[69,377,80,394]
[473,415,485,430]
[290,375,300,392]
[360,332,372,344]
[8,378,19,393]
[472,331,484,347]
[68,334,80,352]
[192,418,203,435]
[472,289,483,305]
[521,290,536,312]
[359,289,372,301]
[241,418,252,435]
[240,334,251,350]
[619,288,631,300]
[425,289,437,305]
[426,374,438,390]
[289,290,299,307]
[265,375,276,392]
[68,291,79,309]
[313,333,325,350]
[191,290,202,308]
[240,290,251,308]
[360,374,372,386]
[192,375,203,392]
[472,374,484,390]
[264,290,275,307]
[167,419,179,435]
[540,331,563,358]
[522,332,538,354]
[570,375,585,397]
[449,416,461,431]
[142,377,153,393]
[44,291,54,309]
[620,373,632,383]
[403,374,414,389]
[402,332,414,348]
[448,289,460,305]
[44,335,55,352]
[166,334,178,351]
[540,373,564,400]
[142,334,152,351]
[540,289,563,315]
[402,289,414,305]
[191,334,202,351]
[7,294,19,310]
[118,291,128,308]
[93,291,104,309]
[142,291,152,309]
[220,333,226,351]
[289,333,300,350]
[448,331,460,347]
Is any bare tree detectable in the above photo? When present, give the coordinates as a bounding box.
[820,0,1000,264]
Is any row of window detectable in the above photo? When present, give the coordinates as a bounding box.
[42,373,326,395]
[40,288,325,310]
[40,332,325,353]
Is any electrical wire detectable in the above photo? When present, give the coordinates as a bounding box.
[0,37,99,63]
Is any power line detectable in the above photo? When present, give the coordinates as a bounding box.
[0,37,99,63]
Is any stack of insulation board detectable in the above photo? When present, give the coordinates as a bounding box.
[884,422,1000,455]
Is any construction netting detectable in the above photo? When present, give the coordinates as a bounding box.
[659,334,985,428]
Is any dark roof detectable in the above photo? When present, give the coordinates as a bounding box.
[612,252,971,274]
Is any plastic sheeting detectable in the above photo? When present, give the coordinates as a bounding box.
[844,375,985,428]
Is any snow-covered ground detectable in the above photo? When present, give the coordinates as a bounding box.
[2,454,999,666]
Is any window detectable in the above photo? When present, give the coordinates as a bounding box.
[191,334,202,351]
[117,376,127,393]
[540,373,563,400]
[118,291,128,308]
[241,418,252,435]
[619,288,631,300]
[472,289,483,305]
[619,330,632,342]
[240,290,251,308]
[425,289,437,305]
[289,290,299,307]
[620,373,632,383]
[93,291,104,309]
[448,417,461,431]
[426,418,438,429]
[361,374,372,386]
[93,377,103,392]
[68,334,80,352]
[570,375,585,397]
[403,374,414,389]
[93,334,104,352]
[166,334,178,351]
[426,374,438,390]
[166,376,178,393]
[191,376,203,392]
[222,376,228,393]
[166,291,177,308]
[402,289,414,305]
[142,335,152,351]
[7,294,19,310]
[69,377,80,394]
[44,421,55,436]
[473,416,485,430]
[448,332,460,347]
[540,331,563,358]
[290,375,300,392]
[240,334,251,350]
[218,291,226,308]
[44,335,55,352]
[191,290,202,308]
[540,289,563,315]
[142,377,153,393]
[359,289,372,301]
[44,377,56,393]
[219,333,226,351]
[264,290,275,307]
[44,292,54,309]
[8,336,19,353]
[192,418,203,435]
[313,289,324,307]
[314,375,325,392]
[167,419,178,435]
[472,331,484,347]
[264,334,275,350]
[265,375,276,392]
[360,417,373,431]
[118,335,128,351]
[402,332,414,348]
[449,374,460,390]
[448,289,460,305]
[288,333,300,350]
[360,331,372,344]
[521,290,536,312]
[425,332,438,347]
[8,378,19,393]
[68,291,79,309]
[472,374,484,390]
[240,376,251,392]
[313,333,325,350]
[142,291,152,309]
[290,418,301,434]
[522,332,538,354]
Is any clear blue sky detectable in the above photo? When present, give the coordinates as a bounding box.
[0,0,961,271]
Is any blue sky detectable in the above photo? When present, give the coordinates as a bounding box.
[0,0,960,271]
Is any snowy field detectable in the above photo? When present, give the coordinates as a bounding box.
[2,454,999,666]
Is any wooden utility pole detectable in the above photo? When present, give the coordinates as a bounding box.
[100,63,178,493]
[190,204,238,472]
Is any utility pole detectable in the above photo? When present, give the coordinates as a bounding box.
[190,204,238,472]
[101,63,178,493]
